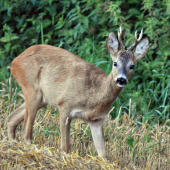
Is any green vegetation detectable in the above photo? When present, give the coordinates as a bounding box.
[1,0,170,124]
[0,0,170,168]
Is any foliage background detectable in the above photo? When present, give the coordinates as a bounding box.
[0,0,170,125]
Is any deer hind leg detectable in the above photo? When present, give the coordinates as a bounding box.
[59,107,71,153]
[7,103,26,140]
[22,89,45,144]
[89,118,106,158]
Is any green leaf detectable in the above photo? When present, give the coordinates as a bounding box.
[42,19,51,28]
[126,138,134,148]
[88,9,99,17]
[128,8,140,15]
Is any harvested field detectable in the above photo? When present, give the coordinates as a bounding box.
[0,79,170,169]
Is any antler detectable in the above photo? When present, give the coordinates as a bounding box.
[127,29,143,51]
[118,27,125,50]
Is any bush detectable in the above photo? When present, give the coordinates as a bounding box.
[0,0,170,124]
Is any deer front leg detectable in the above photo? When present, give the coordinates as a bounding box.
[89,118,106,158]
[60,109,71,153]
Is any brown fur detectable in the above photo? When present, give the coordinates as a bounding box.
[7,31,149,158]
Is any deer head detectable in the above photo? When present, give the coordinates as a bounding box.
[106,27,149,87]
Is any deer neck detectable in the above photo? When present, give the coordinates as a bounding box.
[87,71,123,120]
[99,71,123,105]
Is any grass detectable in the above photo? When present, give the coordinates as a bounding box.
[0,74,169,169]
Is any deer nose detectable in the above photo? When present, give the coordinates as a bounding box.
[116,77,127,86]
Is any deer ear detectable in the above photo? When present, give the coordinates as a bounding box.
[133,38,149,62]
[106,32,119,57]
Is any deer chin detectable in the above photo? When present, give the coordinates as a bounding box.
[116,83,125,87]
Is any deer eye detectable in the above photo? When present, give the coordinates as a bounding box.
[114,62,117,67]
[130,65,134,69]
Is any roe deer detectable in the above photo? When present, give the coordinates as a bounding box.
[7,27,149,158]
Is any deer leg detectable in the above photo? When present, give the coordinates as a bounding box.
[22,90,44,144]
[7,103,25,140]
[59,108,71,153]
[89,118,106,158]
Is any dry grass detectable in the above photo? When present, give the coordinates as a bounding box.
[0,78,170,169]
